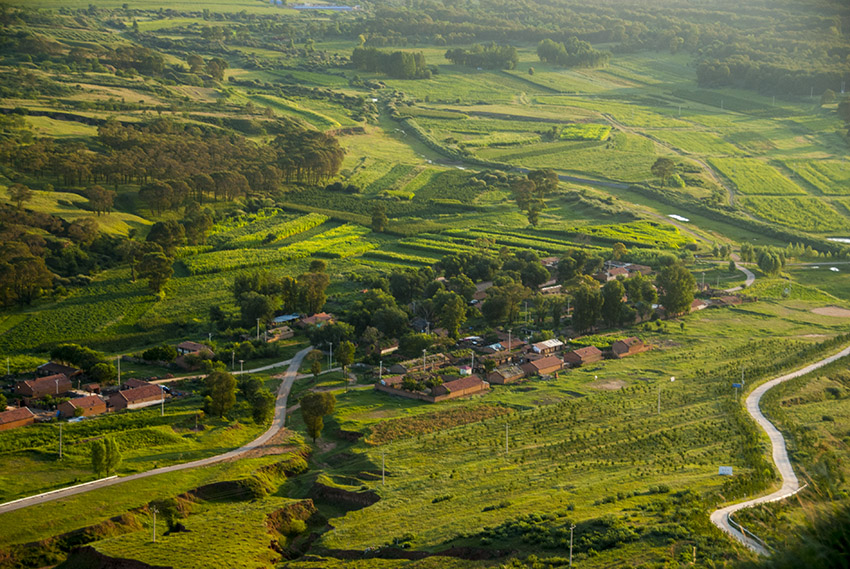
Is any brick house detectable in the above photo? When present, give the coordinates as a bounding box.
[0,407,35,431]
[37,362,80,378]
[531,339,564,355]
[563,346,603,367]
[15,374,72,399]
[58,395,107,418]
[521,355,563,377]
[487,364,527,385]
[176,341,212,356]
[110,384,167,411]
[611,337,648,359]
[431,375,489,399]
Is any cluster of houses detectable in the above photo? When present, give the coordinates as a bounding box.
[375,333,649,404]
[0,363,171,431]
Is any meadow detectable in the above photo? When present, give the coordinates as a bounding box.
[1,2,850,566]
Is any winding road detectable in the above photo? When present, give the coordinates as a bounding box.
[726,258,756,292]
[710,344,850,554]
[0,346,313,515]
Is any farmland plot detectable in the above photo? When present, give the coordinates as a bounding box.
[710,158,806,195]
[739,196,848,232]
[784,160,850,195]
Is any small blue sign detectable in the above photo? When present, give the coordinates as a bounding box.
[732,383,743,389]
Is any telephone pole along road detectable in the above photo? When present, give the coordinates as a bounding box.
[710,344,850,553]
[0,346,314,515]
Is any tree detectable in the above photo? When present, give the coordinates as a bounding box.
[137,250,173,295]
[337,340,355,373]
[572,283,603,332]
[239,291,275,327]
[89,362,117,385]
[601,279,626,327]
[310,358,322,378]
[437,291,467,338]
[86,185,116,215]
[104,437,121,475]
[371,203,388,232]
[821,89,836,105]
[91,439,106,475]
[0,393,6,409]
[728,260,737,273]
[146,220,185,255]
[655,264,696,316]
[300,391,336,442]
[651,158,677,186]
[623,272,657,319]
[187,54,204,73]
[612,242,627,260]
[204,371,237,418]
[251,388,275,424]
[8,183,33,210]
[299,272,330,314]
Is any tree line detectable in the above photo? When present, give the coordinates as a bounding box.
[351,47,431,79]
[445,43,518,70]
[537,38,610,68]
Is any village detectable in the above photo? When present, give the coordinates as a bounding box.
[0,256,755,432]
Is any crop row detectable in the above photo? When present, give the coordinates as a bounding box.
[740,196,848,232]
[574,221,694,248]
[446,228,572,254]
[183,247,306,275]
[285,224,372,258]
[361,250,437,266]
[366,164,417,194]
[397,236,481,256]
[559,124,611,141]
[784,160,850,195]
[214,212,328,248]
[461,132,541,148]
[710,158,806,195]
[348,158,394,191]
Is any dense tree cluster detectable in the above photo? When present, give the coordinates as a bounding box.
[445,43,518,70]
[1,118,344,213]
[537,38,609,68]
[229,268,331,329]
[351,47,430,79]
[511,169,558,226]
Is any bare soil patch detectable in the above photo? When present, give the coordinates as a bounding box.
[812,306,850,317]
[589,379,627,391]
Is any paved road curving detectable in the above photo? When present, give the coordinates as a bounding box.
[726,258,756,292]
[0,346,313,515]
[710,344,850,554]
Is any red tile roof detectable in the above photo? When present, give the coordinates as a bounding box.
[0,407,34,425]
[115,384,163,403]
[68,395,105,409]
[177,341,209,353]
[440,375,485,393]
[570,346,602,358]
[525,355,563,372]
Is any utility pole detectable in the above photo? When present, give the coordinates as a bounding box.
[231,350,235,371]
[161,387,165,417]
[379,360,383,382]
[59,423,63,459]
[569,523,576,567]
[507,329,512,353]
[239,359,244,374]
[55,378,59,395]
[422,348,426,373]
[151,505,158,542]
[328,342,333,370]
[256,318,260,341]
[470,351,474,373]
